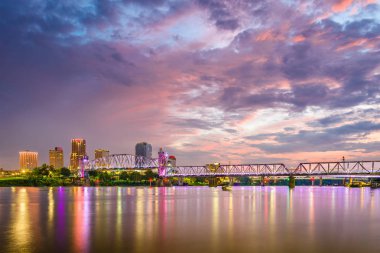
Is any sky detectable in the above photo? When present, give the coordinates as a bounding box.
[1,0,380,169]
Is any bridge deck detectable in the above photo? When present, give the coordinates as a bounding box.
[85,156,380,177]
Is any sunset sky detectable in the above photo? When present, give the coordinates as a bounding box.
[1,0,380,169]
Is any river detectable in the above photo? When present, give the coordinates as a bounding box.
[0,186,379,253]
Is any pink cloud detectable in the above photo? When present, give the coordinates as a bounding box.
[332,0,354,12]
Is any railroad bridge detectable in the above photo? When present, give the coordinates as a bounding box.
[84,153,380,179]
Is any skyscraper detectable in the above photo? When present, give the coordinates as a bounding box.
[49,147,64,169]
[95,149,109,168]
[19,151,38,170]
[95,149,109,159]
[135,142,152,158]
[135,142,152,167]
[70,138,86,170]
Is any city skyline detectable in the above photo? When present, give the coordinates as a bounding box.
[12,139,158,170]
[1,0,380,170]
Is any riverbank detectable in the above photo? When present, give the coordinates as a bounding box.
[0,176,349,187]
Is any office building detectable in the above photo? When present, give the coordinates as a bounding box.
[95,149,109,168]
[167,155,177,167]
[19,151,38,170]
[135,142,152,158]
[70,138,86,170]
[49,147,64,169]
[135,142,152,167]
[95,149,109,159]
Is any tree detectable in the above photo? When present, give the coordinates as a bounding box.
[240,176,252,185]
[119,171,129,180]
[130,171,142,182]
[144,169,158,180]
[32,164,50,176]
[59,167,71,177]
[99,171,111,182]
[88,170,98,177]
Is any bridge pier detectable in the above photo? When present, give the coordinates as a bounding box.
[319,176,323,186]
[208,177,218,187]
[156,178,172,187]
[288,176,295,189]
[260,176,265,186]
[178,177,183,186]
[229,177,234,186]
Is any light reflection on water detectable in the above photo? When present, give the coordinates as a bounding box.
[0,186,380,253]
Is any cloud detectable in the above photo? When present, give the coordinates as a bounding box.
[1,0,380,168]
[332,0,353,13]
[250,121,380,153]
[166,118,218,130]
[196,0,244,30]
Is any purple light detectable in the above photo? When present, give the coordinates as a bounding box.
[158,148,168,177]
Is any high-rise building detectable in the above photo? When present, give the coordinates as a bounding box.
[70,138,86,170]
[95,149,109,159]
[95,149,109,168]
[135,142,152,167]
[167,155,177,167]
[49,147,64,169]
[19,151,38,170]
[135,142,152,158]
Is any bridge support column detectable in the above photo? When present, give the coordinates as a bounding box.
[229,177,234,186]
[319,176,323,186]
[156,178,164,187]
[178,177,183,186]
[260,176,265,186]
[288,176,295,189]
[208,177,218,187]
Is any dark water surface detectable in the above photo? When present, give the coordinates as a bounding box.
[0,186,379,253]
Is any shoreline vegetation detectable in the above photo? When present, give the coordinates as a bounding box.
[0,164,350,187]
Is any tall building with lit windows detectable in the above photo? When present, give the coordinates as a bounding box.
[95,149,109,168]
[19,151,38,170]
[135,142,152,159]
[49,147,64,169]
[70,138,86,170]
[95,149,109,159]
[135,142,152,167]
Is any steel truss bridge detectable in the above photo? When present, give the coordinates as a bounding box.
[85,154,158,170]
[84,154,380,177]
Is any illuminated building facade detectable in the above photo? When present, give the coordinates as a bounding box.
[95,149,109,159]
[158,147,168,177]
[19,151,38,170]
[95,149,109,168]
[135,142,152,159]
[49,147,64,169]
[167,155,177,167]
[135,142,152,167]
[70,138,86,170]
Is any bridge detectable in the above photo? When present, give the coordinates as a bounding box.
[85,153,158,170]
[84,153,380,178]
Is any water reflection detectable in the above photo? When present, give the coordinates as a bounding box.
[0,186,380,253]
[8,188,31,252]
[134,188,144,252]
[211,189,220,251]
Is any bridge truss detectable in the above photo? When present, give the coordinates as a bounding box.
[293,161,380,177]
[84,154,380,178]
[85,154,158,170]
[165,164,289,177]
